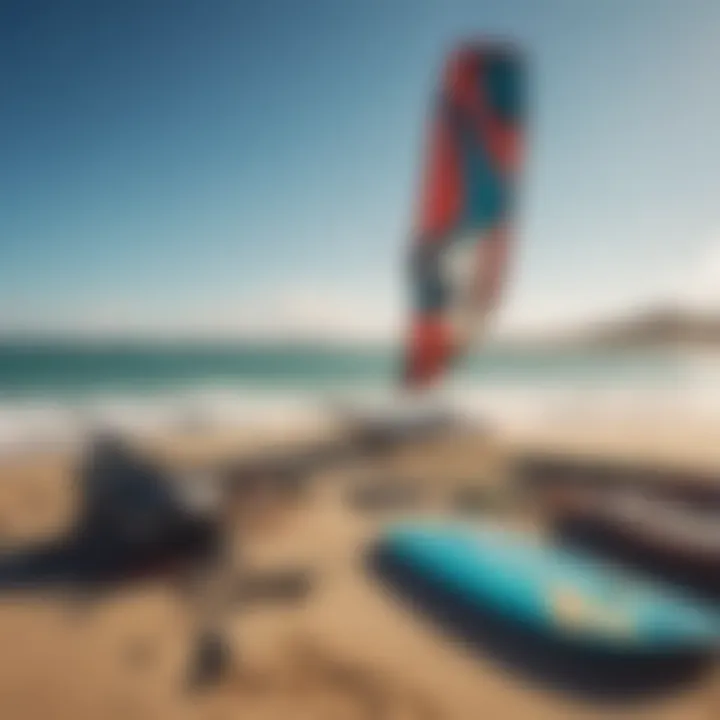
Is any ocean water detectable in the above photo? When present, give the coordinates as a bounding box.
[0,340,717,454]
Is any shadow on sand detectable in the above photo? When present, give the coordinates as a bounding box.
[0,519,217,596]
[365,540,714,706]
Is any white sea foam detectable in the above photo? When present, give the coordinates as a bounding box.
[0,387,330,458]
[0,355,719,458]
[448,363,720,439]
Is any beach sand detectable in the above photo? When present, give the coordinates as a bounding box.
[0,424,716,720]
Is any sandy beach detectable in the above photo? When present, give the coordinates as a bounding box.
[0,422,716,720]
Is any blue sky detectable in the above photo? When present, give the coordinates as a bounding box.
[2,0,720,340]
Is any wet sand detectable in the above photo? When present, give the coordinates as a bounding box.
[0,426,716,719]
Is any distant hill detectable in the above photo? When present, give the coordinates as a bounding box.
[565,307,720,349]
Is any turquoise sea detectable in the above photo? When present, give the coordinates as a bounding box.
[0,340,682,398]
[0,340,714,453]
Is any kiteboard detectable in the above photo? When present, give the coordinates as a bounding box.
[372,522,720,654]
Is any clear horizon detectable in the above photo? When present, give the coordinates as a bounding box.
[2,1,720,342]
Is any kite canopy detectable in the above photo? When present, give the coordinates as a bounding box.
[403,41,526,389]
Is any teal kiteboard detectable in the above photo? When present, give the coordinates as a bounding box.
[375,522,720,654]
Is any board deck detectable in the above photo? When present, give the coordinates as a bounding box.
[376,522,720,653]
